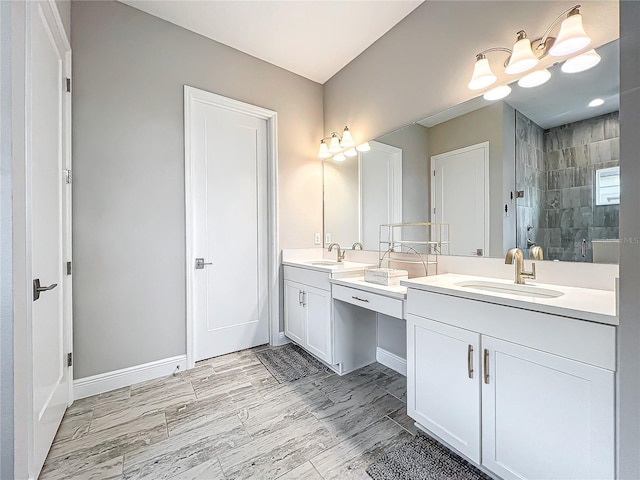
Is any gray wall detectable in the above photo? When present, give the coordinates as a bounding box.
[0,2,13,477]
[54,0,70,38]
[377,123,430,224]
[427,102,507,257]
[72,1,323,378]
[617,1,640,477]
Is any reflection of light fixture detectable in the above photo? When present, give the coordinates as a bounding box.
[344,148,357,157]
[588,98,604,107]
[333,153,346,162]
[505,31,538,74]
[356,142,371,152]
[468,5,594,96]
[483,85,512,101]
[317,126,360,158]
[561,49,601,73]
[468,55,497,90]
[518,69,551,88]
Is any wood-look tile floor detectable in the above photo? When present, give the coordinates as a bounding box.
[40,345,416,480]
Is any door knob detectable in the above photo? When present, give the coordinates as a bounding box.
[195,258,213,269]
[33,279,58,301]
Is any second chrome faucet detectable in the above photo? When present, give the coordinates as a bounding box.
[328,243,346,262]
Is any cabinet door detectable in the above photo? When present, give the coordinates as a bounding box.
[482,336,614,480]
[304,285,332,364]
[407,314,481,463]
[284,280,305,345]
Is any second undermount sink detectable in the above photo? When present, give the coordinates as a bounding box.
[455,280,565,299]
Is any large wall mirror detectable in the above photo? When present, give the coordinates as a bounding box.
[323,38,620,264]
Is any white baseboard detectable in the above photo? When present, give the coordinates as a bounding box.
[272,331,291,347]
[376,347,407,376]
[74,355,187,400]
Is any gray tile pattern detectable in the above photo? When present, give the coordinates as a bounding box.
[40,347,412,480]
[516,111,620,262]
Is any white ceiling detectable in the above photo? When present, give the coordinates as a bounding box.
[118,0,424,84]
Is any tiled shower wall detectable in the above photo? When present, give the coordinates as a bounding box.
[516,111,620,262]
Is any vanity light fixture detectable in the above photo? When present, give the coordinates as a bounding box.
[518,68,551,88]
[356,142,371,152]
[588,98,604,107]
[317,126,359,158]
[468,5,592,95]
[344,148,358,158]
[483,85,512,101]
[561,49,601,73]
[333,153,346,162]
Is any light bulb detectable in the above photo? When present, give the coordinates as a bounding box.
[317,140,331,159]
[341,126,355,148]
[333,153,346,162]
[328,134,341,153]
[356,142,371,152]
[468,55,497,90]
[483,85,512,101]
[505,32,539,75]
[588,98,604,107]
[561,49,601,73]
[549,11,591,57]
[344,148,357,157]
[518,69,551,88]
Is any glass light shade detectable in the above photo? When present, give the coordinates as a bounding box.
[468,57,497,90]
[317,140,331,158]
[328,134,341,153]
[483,85,512,101]
[333,153,346,162]
[356,142,371,152]
[505,36,539,74]
[344,148,358,157]
[341,127,355,148]
[561,49,601,73]
[549,13,591,57]
[588,98,604,107]
[517,69,551,88]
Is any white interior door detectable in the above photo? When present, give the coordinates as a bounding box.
[28,1,71,475]
[359,141,402,250]
[431,142,489,256]
[187,88,269,362]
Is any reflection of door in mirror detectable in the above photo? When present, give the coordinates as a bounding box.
[359,141,402,250]
[431,142,489,257]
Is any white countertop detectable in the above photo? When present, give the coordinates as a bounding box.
[282,259,376,274]
[401,273,618,326]
[330,276,407,300]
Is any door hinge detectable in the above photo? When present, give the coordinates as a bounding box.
[66,261,72,275]
[65,77,71,93]
[64,169,72,184]
[67,352,73,367]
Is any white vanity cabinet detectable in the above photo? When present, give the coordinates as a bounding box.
[406,288,616,480]
[283,266,332,364]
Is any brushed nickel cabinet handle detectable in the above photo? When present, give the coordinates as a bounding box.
[467,345,474,379]
[484,349,490,384]
[301,291,306,307]
[351,296,369,303]
[298,290,303,306]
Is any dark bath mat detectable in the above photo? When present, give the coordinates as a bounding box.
[254,344,330,383]
[366,432,493,480]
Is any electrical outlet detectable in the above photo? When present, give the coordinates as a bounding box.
[314,233,321,245]
[325,233,332,244]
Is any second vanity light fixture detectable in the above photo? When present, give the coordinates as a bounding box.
[468,5,601,101]
[317,126,370,161]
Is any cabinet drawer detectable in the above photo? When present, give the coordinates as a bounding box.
[333,284,404,319]
[284,266,330,291]
[406,288,616,370]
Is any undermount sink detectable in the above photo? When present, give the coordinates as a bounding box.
[308,260,340,266]
[455,280,565,299]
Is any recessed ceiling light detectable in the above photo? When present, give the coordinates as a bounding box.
[588,98,604,107]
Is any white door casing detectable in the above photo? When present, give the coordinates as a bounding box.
[359,141,402,250]
[431,142,489,257]
[185,86,278,365]
[24,1,72,477]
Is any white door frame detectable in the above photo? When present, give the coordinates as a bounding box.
[12,1,72,477]
[358,140,403,242]
[184,86,279,369]
[430,141,490,256]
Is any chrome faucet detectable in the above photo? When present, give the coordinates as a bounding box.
[352,242,363,251]
[505,248,536,284]
[328,243,346,262]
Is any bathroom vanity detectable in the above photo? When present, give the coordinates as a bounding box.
[402,274,617,480]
